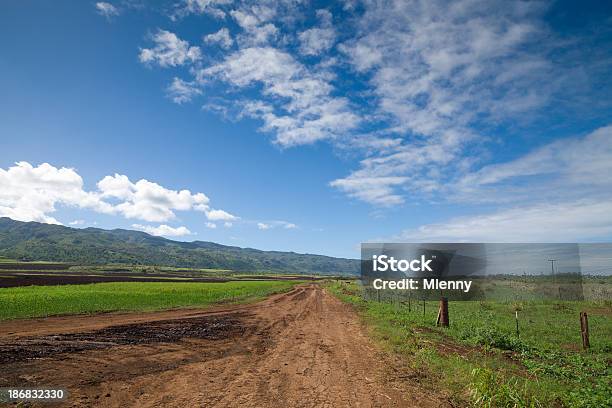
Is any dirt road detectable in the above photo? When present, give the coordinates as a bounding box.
[0,284,449,407]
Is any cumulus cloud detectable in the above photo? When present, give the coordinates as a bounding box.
[257,222,270,230]
[0,162,113,224]
[95,2,119,19]
[132,224,193,237]
[167,77,202,104]
[69,220,85,226]
[203,28,233,49]
[205,222,217,229]
[0,162,237,227]
[97,174,210,222]
[139,29,201,68]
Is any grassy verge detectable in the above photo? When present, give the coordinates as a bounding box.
[0,280,299,320]
[327,281,611,408]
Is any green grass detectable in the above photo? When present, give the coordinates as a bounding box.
[0,280,299,320]
[327,281,612,408]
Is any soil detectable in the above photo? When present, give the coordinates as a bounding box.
[0,273,319,288]
[0,284,450,407]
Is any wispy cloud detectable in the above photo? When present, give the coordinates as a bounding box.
[452,125,612,205]
[200,46,360,146]
[134,0,611,238]
[398,125,612,242]
[95,2,120,19]
[166,77,202,104]
[257,220,297,230]
[396,200,612,243]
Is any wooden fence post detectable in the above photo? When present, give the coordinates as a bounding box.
[515,311,520,338]
[436,297,449,327]
[580,312,590,350]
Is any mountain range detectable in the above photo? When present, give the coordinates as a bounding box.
[0,218,359,275]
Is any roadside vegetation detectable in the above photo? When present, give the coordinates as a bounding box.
[0,280,299,320]
[328,281,611,408]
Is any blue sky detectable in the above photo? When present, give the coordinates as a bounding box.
[1,0,611,259]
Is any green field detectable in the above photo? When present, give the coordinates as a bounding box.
[328,281,611,408]
[0,280,299,320]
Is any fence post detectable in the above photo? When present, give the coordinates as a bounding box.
[580,312,590,349]
[437,297,449,327]
[515,311,520,338]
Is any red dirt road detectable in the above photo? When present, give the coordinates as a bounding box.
[0,284,449,407]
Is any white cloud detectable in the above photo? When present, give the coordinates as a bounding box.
[0,161,237,227]
[298,9,335,56]
[455,125,612,202]
[139,30,201,68]
[97,174,210,222]
[331,0,553,205]
[69,220,85,226]
[201,47,360,146]
[137,0,609,215]
[299,27,335,56]
[387,124,612,242]
[205,222,217,229]
[224,221,233,228]
[256,220,297,230]
[167,77,202,104]
[132,224,193,237]
[0,162,113,224]
[203,28,233,49]
[173,0,232,19]
[229,8,279,46]
[205,209,237,221]
[330,175,408,206]
[397,200,612,242]
[95,2,119,19]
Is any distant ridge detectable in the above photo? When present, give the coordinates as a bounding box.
[0,218,359,275]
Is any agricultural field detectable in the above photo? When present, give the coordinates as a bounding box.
[328,280,612,408]
[0,280,300,320]
[0,260,321,288]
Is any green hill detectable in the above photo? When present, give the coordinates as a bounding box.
[0,218,359,275]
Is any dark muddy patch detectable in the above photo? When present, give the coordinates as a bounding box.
[0,314,249,364]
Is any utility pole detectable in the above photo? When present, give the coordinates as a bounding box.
[547,259,556,277]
